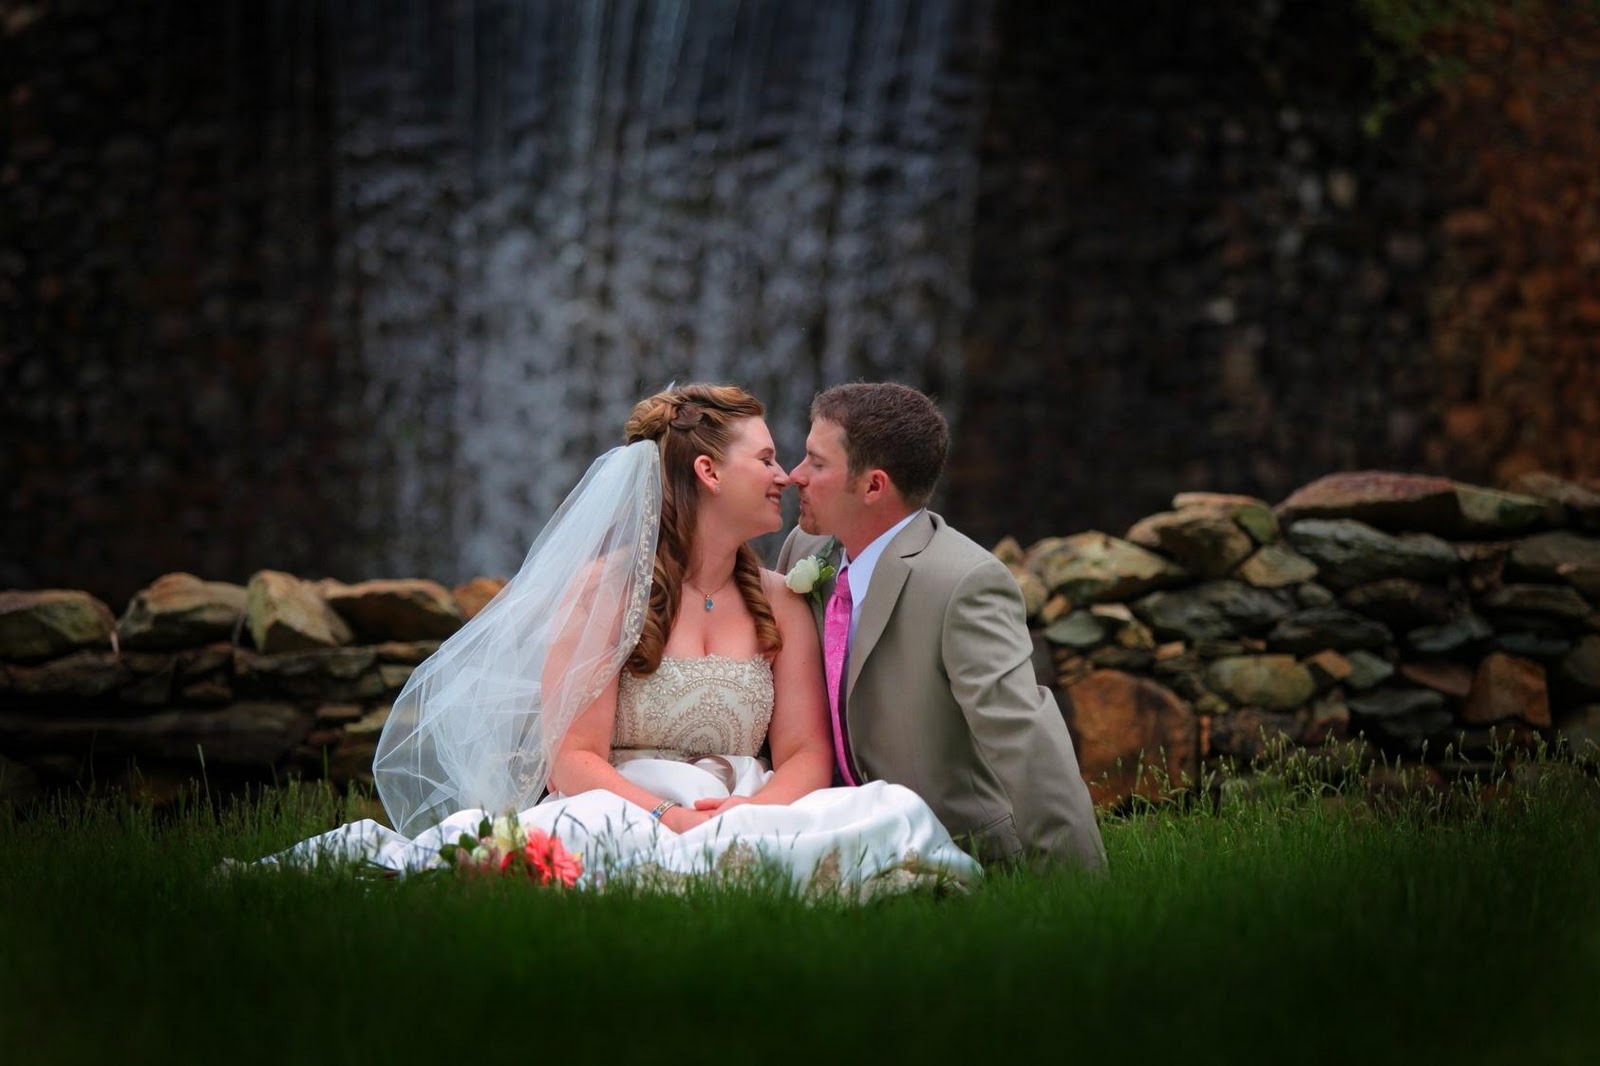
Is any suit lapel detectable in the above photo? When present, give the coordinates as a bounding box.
[846,512,935,694]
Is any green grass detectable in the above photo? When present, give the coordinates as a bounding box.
[2,763,1598,1066]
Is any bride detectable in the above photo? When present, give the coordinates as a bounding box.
[264,384,980,895]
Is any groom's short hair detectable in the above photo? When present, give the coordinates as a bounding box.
[811,383,948,508]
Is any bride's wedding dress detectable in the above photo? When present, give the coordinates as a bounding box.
[265,654,981,896]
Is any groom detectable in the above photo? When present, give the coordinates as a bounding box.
[777,383,1105,870]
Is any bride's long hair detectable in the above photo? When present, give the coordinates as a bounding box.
[622,384,782,675]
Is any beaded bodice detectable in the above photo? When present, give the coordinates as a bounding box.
[613,654,774,761]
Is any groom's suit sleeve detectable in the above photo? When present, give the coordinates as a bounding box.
[775,529,800,572]
[940,555,1107,870]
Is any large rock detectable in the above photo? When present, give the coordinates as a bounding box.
[1026,532,1186,603]
[453,577,508,621]
[1125,509,1255,578]
[116,573,247,650]
[1235,544,1319,588]
[245,571,353,653]
[117,652,175,706]
[1042,611,1106,649]
[1507,531,1600,583]
[1267,606,1392,654]
[1347,686,1449,720]
[1061,669,1196,807]
[1492,631,1574,660]
[233,647,383,702]
[1345,649,1396,690]
[1341,579,1461,628]
[1346,686,1454,746]
[1277,472,1550,537]
[1462,653,1550,728]
[1452,484,1556,536]
[1508,471,1600,531]
[1406,613,1493,655]
[324,579,464,641]
[1131,581,1291,642]
[1276,472,1460,532]
[1296,582,1337,607]
[1,650,129,700]
[1205,655,1316,711]
[0,590,116,662]
[1304,649,1353,687]
[1171,492,1280,544]
[1284,519,1458,591]
[1398,660,1474,699]
[1478,583,1592,621]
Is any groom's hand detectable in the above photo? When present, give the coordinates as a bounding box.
[691,796,753,815]
[661,806,714,834]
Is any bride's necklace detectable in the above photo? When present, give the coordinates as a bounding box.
[683,572,735,611]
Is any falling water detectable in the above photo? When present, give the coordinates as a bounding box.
[327,0,990,582]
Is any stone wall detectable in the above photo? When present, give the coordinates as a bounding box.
[1018,470,1600,805]
[0,571,504,804]
[3,470,1597,810]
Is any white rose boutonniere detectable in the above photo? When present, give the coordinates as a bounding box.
[784,538,839,606]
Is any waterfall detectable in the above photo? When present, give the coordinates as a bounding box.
[327,0,990,582]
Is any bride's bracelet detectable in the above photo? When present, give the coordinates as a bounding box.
[650,799,679,821]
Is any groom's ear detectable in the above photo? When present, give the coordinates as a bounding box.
[860,469,893,503]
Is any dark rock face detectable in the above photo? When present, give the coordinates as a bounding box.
[17,1,1598,608]
[949,3,1450,550]
[4,1,350,606]
[1132,581,1292,643]
[3,0,991,602]
[1267,607,1392,655]
[1285,520,1459,591]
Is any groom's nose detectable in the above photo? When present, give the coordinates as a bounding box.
[788,460,807,482]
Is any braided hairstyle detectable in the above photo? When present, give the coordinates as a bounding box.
[622,384,783,675]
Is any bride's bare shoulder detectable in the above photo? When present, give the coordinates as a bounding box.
[760,566,800,599]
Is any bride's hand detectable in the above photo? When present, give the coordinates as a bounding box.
[691,796,753,816]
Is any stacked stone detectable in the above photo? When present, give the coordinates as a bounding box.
[0,571,507,803]
[4,468,1598,811]
[1005,472,1600,806]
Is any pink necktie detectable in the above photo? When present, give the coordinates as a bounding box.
[823,565,859,786]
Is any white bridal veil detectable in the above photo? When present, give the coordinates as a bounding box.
[373,441,662,837]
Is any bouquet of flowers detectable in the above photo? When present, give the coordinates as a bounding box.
[438,814,584,887]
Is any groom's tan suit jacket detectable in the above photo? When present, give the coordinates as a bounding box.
[778,512,1105,869]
